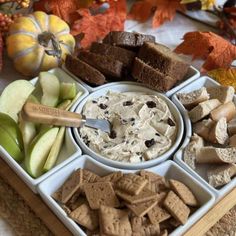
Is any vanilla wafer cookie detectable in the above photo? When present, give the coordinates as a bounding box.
[147,204,171,224]
[100,205,132,236]
[61,169,83,203]
[126,200,157,217]
[169,179,198,206]
[116,173,148,195]
[163,191,190,225]
[84,182,120,209]
[69,203,98,231]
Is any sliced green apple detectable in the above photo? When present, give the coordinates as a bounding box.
[57,100,71,110]
[39,72,60,107]
[25,127,59,178]
[0,125,24,162]
[60,82,77,100]
[0,112,23,150]
[27,95,39,104]
[0,80,35,122]
[18,113,36,153]
[43,127,65,172]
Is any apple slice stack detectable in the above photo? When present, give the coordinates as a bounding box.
[0,72,82,178]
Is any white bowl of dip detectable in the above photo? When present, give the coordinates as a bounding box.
[73,83,184,169]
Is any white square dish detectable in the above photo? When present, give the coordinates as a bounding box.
[172,76,236,200]
[63,65,200,97]
[72,83,184,169]
[37,155,215,236]
[0,68,89,193]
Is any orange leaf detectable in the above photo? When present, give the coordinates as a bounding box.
[128,0,185,28]
[175,31,236,72]
[208,68,236,90]
[0,33,2,72]
[71,0,127,48]
[33,0,79,24]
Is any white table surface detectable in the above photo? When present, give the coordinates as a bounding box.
[0,9,218,235]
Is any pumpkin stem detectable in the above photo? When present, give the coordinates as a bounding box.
[38,31,62,60]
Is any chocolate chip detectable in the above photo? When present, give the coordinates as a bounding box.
[167,118,175,126]
[123,101,133,106]
[121,119,128,124]
[146,101,156,108]
[99,103,107,109]
[104,111,109,115]
[145,138,155,148]
[92,100,97,103]
[130,118,135,122]
[155,133,160,136]
[109,130,117,139]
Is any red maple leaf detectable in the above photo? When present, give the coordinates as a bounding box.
[128,0,185,28]
[71,0,127,48]
[175,31,236,72]
[0,33,3,72]
[33,0,79,24]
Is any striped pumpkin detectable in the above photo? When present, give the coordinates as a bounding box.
[7,11,75,76]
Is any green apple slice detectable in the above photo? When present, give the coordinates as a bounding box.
[57,100,71,110]
[60,82,77,100]
[43,127,65,172]
[26,127,59,178]
[0,80,35,122]
[0,112,24,150]
[0,125,23,162]
[39,72,60,107]
[18,114,36,153]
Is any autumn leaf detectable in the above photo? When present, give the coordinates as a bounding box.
[180,0,215,10]
[175,31,236,72]
[71,0,127,48]
[128,0,185,28]
[208,68,236,89]
[33,0,79,24]
[0,33,2,72]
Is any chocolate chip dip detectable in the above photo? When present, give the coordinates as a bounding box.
[79,91,177,163]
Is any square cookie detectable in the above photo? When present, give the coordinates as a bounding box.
[84,182,120,209]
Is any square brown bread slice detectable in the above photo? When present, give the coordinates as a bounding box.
[69,203,98,231]
[116,173,148,195]
[84,182,120,209]
[169,179,198,207]
[163,191,190,225]
[77,50,124,79]
[103,31,155,49]
[65,55,106,86]
[138,42,189,81]
[61,169,83,204]
[132,58,177,92]
[99,171,123,184]
[90,42,136,67]
[100,205,132,236]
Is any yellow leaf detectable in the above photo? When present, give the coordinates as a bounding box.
[180,0,215,10]
[208,68,236,90]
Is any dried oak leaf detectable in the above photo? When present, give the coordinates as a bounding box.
[208,68,236,90]
[175,31,236,72]
[71,0,127,48]
[0,33,2,72]
[128,0,185,28]
[33,0,79,24]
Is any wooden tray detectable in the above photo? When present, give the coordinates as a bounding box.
[0,156,235,236]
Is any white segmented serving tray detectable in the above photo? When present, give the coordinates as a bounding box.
[172,76,236,200]
[37,155,215,236]
[63,64,200,97]
[0,68,89,193]
[72,83,184,169]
